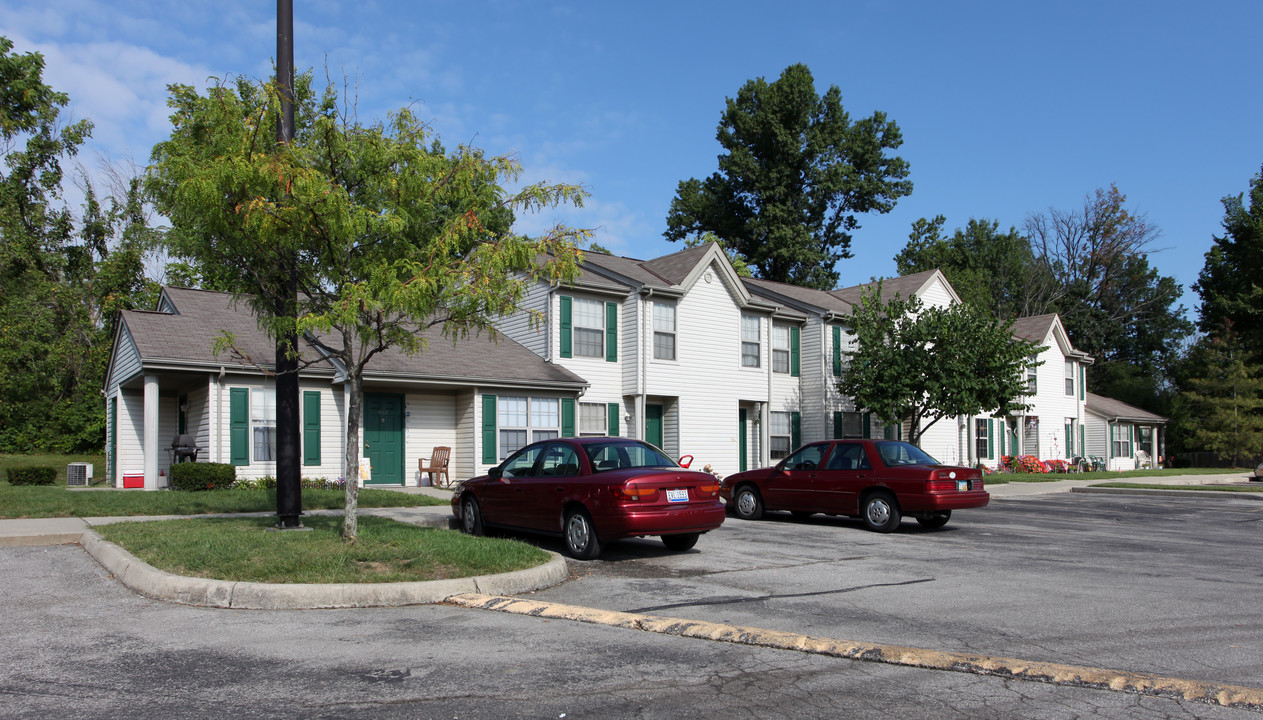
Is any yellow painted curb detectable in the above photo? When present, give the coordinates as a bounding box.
[446,593,1263,711]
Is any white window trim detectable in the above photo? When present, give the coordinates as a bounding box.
[652,300,677,362]
[572,297,605,359]
[741,314,761,368]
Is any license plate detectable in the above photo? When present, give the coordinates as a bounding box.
[666,489,689,503]
[956,481,969,491]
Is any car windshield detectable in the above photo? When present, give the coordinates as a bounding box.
[875,441,941,466]
[585,441,676,472]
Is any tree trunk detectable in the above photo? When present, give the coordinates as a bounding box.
[343,373,362,542]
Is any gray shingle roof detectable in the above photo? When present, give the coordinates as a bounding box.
[123,287,586,388]
[1010,314,1057,343]
[579,243,714,289]
[1085,392,1168,424]
[828,269,941,306]
[741,276,853,315]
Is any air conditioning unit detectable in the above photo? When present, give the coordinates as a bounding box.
[67,463,93,487]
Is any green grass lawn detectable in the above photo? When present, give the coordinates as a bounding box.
[1,453,107,483]
[96,515,549,583]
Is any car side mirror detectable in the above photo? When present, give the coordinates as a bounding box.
[488,466,502,481]
[678,454,693,468]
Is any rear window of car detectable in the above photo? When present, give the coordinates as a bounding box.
[585,442,676,472]
[875,442,941,466]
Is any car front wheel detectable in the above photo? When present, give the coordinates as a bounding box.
[460,495,484,536]
[661,533,699,552]
[733,485,764,521]
[563,508,602,559]
[916,510,951,529]
[861,491,901,533]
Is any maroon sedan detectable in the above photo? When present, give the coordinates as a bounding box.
[720,439,989,532]
[451,437,726,558]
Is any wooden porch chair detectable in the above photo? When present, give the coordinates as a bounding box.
[418,446,451,488]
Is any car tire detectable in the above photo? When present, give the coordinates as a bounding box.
[661,532,700,552]
[733,485,764,521]
[460,495,484,536]
[790,511,814,521]
[563,508,601,560]
[861,491,901,533]
[916,510,951,530]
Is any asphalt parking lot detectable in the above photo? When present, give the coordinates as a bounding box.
[526,492,1263,689]
[4,490,1262,718]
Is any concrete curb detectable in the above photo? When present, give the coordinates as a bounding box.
[446,594,1263,711]
[78,529,569,609]
[1072,486,1263,500]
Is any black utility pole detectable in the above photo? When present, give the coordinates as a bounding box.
[275,0,302,528]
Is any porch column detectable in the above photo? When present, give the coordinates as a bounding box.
[143,374,159,491]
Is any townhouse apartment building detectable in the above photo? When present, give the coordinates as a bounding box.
[103,242,1163,489]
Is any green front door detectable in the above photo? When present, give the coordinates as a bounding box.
[645,403,664,450]
[363,393,404,485]
[738,408,748,472]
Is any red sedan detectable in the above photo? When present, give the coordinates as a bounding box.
[451,437,726,558]
[719,439,989,532]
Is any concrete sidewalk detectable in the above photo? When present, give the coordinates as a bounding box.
[987,470,1261,498]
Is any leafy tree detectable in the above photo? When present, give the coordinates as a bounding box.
[1023,185,1191,403]
[1175,326,1263,466]
[1194,164,1263,358]
[837,285,1038,447]
[0,37,158,452]
[895,216,1044,319]
[665,64,911,289]
[147,76,590,541]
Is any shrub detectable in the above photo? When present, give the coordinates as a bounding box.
[169,462,237,491]
[6,466,57,486]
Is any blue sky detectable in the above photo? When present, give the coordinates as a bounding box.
[4,1,1261,319]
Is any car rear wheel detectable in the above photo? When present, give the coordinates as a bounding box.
[916,510,951,529]
[733,485,764,521]
[460,495,484,536]
[861,491,901,533]
[563,508,601,559]
[661,533,699,552]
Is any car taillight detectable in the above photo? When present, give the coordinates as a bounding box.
[698,482,719,498]
[926,479,956,493]
[613,484,656,502]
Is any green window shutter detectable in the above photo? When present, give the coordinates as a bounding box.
[832,326,842,376]
[987,419,995,459]
[607,402,619,437]
[791,411,801,449]
[790,326,801,377]
[833,411,842,439]
[1065,422,1073,457]
[561,398,576,437]
[605,302,618,362]
[1080,425,1085,458]
[229,388,249,466]
[481,394,497,464]
[999,423,1006,456]
[862,412,871,439]
[1108,423,1114,458]
[1129,424,1135,457]
[559,296,573,359]
[1079,365,1085,400]
[303,391,322,466]
[884,423,894,440]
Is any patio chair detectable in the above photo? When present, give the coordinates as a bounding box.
[418,446,451,488]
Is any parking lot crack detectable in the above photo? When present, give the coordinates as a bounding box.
[627,577,934,614]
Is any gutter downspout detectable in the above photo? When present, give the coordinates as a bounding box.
[639,288,653,441]
[216,366,225,464]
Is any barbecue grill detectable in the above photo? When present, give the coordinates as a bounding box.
[171,434,202,463]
